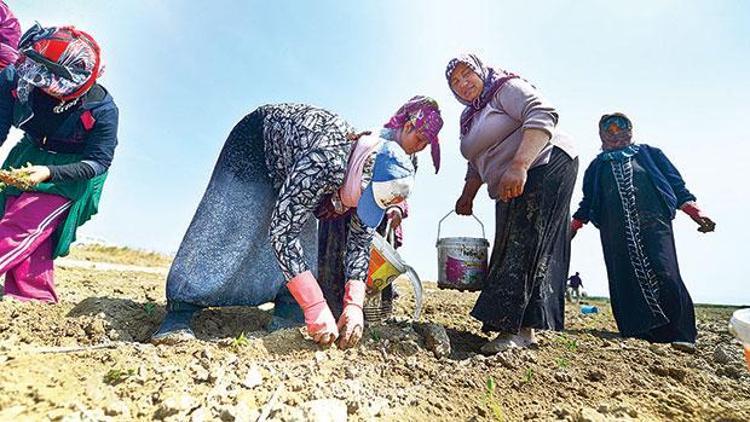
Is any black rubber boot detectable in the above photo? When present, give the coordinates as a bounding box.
[265,285,304,332]
[150,302,202,345]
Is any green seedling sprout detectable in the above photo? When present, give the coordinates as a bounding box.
[103,368,136,385]
[522,368,535,384]
[555,334,579,352]
[370,328,382,342]
[484,377,505,421]
[232,332,249,348]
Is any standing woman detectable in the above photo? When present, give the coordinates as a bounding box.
[0,24,117,302]
[152,103,416,348]
[572,113,714,351]
[446,54,578,354]
[316,96,442,319]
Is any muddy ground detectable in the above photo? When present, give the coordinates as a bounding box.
[0,248,748,421]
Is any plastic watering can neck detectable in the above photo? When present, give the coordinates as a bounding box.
[384,220,396,247]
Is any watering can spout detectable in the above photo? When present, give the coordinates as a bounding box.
[404,266,423,319]
[366,231,423,320]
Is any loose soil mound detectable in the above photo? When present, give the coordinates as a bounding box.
[0,260,747,421]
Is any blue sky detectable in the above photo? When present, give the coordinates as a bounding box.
[4,1,749,304]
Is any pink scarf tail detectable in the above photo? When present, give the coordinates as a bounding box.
[339,135,383,208]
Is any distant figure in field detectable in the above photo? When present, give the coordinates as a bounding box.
[571,113,715,353]
[446,53,578,354]
[566,272,583,303]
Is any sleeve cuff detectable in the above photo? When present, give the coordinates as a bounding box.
[81,160,107,176]
[677,195,697,209]
[522,122,555,139]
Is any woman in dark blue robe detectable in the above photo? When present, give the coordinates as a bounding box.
[572,113,715,351]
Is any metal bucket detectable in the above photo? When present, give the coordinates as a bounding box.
[436,211,489,291]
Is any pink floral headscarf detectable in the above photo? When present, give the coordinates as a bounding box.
[384,95,444,173]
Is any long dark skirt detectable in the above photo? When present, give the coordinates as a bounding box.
[166,110,317,308]
[471,148,578,333]
[318,215,393,319]
[598,157,696,343]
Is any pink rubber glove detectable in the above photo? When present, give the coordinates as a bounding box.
[570,218,585,238]
[680,201,716,233]
[287,271,339,345]
[337,279,365,349]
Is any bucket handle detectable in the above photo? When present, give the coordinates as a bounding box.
[436,210,486,244]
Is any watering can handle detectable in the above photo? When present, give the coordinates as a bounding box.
[384,220,396,247]
[436,210,486,243]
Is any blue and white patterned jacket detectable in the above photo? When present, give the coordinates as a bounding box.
[573,144,696,228]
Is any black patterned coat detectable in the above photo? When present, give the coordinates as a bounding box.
[166,104,375,308]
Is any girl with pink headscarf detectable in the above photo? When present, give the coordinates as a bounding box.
[316,96,443,328]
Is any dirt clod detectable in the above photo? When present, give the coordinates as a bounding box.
[416,322,452,358]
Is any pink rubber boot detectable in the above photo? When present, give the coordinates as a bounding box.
[337,279,366,349]
[287,271,339,345]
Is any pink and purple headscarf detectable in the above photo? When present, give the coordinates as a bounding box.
[445,53,519,136]
[384,95,444,173]
[0,1,20,70]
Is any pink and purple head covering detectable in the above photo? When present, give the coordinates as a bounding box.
[384,95,444,173]
[0,1,20,70]
[445,53,519,136]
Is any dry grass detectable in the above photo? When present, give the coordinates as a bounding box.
[66,244,172,268]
